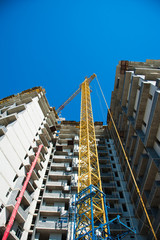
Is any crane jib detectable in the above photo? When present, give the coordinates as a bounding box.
[56,74,96,114]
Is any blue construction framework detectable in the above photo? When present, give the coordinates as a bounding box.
[73,185,136,240]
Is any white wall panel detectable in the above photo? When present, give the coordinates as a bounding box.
[0,149,16,187]
[0,174,10,203]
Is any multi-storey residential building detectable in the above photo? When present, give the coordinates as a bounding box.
[110,59,160,240]
[0,87,58,240]
[1,59,159,240]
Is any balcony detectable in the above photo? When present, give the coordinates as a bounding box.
[46,181,67,190]
[136,153,148,178]
[36,220,68,233]
[74,149,79,157]
[27,179,36,192]
[98,144,107,149]
[134,82,150,130]
[98,150,108,154]
[23,189,32,205]
[40,206,61,216]
[99,159,110,165]
[6,204,27,223]
[138,208,155,235]
[105,193,119,201]
[140,157,158,192]
[148,181,160,207]
[135,190,148,217]
[43,121,53,137]
[43,192,70,201]
[33,142,48,155]
[100,163,111,169]
[49,171,71,180]
[110,223,130,233]
[130,183,138,204]
[0,113,17,127]
[72,162,78,170]
[39,130,49,147]
[53,155,73,163]
[101,172,114,180]
[51,162,70,170]
[41,127,51,142]
[24,156,42,172]
[152,209,160,238]
[71,181,78,190]
[0,125,7,137]
[102,182,116,190]
[108,207,122,215]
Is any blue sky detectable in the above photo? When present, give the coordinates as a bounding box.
[0,0,160,122]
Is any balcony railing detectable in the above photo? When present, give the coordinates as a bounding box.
[36,220,68,230]
[43,192,71,199]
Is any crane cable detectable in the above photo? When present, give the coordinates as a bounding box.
[95,75,157,240]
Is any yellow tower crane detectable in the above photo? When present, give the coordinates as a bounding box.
[57,75,136,240]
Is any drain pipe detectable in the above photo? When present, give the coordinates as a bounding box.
[2,144,43,240]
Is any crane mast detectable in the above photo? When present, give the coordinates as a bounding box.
[79,78,103,192]
[74,77,109,239]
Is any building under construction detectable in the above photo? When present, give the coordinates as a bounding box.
[0,59,159,240]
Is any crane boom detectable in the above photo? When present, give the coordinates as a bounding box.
[56,74,96,114]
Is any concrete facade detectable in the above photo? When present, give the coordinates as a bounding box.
[0,88,57,240]
[109,59,160,240]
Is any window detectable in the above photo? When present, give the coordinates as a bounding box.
[42,217,47,222]
[68,140,73,146]
[13,174,18,182]
[119,191,123,198]
[19,164,23,170]
[110,203,114,208]
[142,121,146,127]
[56,146,62,151]
[50,126,56,132]
[149,94,153,100]
[16,226,22,238]
[122,203,127,212]
[117,181,120,187]
[126,221,130,227]
[6,188,12,197]
[0,204,4,213]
